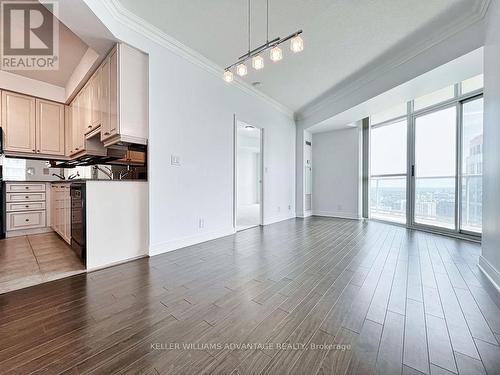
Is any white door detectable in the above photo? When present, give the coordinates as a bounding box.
[235,121,263,231]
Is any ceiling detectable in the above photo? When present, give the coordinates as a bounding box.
[1,1,88,87]
[118,0,479,112]
[308,47,483,133]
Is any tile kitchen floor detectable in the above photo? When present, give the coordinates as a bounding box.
[0,232,85,294]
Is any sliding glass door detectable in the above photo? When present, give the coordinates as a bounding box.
[369,75,484,238]
[413,106,457,230]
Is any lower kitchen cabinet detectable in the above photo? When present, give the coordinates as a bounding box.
[6,211,46,231]
[5,182,50,236]
[50,184,71,244]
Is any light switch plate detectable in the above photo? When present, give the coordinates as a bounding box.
[171,155,181,166]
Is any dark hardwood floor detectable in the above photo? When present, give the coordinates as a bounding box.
[1,217,499,374]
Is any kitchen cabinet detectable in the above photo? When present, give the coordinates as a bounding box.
[90,68,102,132]
[50,183,71,244]
[1,91,36,153]
[65,105,72,156]
[1,91,66,158]
[69,88,106,158]
[115,150,146,165]
[5,182,49,236]
[101,44,148,147]
[70,92,85,155]
[36,99,65,155]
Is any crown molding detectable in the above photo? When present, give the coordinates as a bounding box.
[295,0,491,126]
[101,0,294,119]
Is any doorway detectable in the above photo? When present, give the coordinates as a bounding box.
[235,121,263,231]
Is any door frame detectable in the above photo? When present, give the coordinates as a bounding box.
[233,116,264,231]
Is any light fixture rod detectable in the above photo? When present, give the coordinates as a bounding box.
[266,0,269,43]
[248,0,251,53]
[225,30,302,71]
[238,36,280,60]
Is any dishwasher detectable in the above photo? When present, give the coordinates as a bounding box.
[70,182,86,265]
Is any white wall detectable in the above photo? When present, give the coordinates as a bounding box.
[311,126,362,220]
[83,1,296,256]
[86,181,149,270]
[480,0,500,290]
[237,141,260,206]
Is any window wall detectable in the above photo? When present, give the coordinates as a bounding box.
[370,119,407,223]
[369,74,483,237]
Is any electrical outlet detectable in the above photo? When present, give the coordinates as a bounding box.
[171,155,181,166]
[288,205,291,210]
[199,218,204,229]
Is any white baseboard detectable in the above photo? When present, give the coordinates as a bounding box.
[149,228,236,256]
[312,211,361,220]
[296,211,313,218]
[263,214,295,226]
[87,254,149,273]
[478,255,500,293]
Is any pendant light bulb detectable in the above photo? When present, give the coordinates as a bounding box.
[270,46,283,62]
[223,70,234,82]
[290,35,304,53]
[252,55,265,70]
[236,63,248,76]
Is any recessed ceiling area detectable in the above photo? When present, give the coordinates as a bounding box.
[308,47,484,133]
[118,0,481,112]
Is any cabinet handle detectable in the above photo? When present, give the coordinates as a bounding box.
[25,219,29,222]
[32,149,36,152]
[88,125,92,128]
[104,132,110,135]
[37,150,40,153]
[25,205,29,208]
[25,196,29,198]
[25,187,29,189]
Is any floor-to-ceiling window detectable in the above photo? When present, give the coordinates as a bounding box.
[461,97,483,233]
[369,74,483,238]
[414,106,457,229]
[370,111,407,224]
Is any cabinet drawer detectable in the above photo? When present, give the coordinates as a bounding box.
[6,183,46,193]
[6,202,46,212]
[6,192,46,202]
[6,211,46,231]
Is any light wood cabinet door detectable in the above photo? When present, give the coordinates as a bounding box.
[1,91,36,153]
[81,85,91,142]
[65,105,72,156]
[100,57,111,140]
[91,69,101,130]
[73,93,85,152]
[36,99,65,155]
[102,48,119,141]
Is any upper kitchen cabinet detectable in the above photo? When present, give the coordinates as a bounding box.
[36,99,65,156]
[1,91,36,154]
[1,91,66,159]
[101,44,148,147]
[90,68,102,132]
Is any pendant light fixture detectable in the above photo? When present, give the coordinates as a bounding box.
[269,46,283,62]
[236,63,248,76]
[223,0,303,82]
